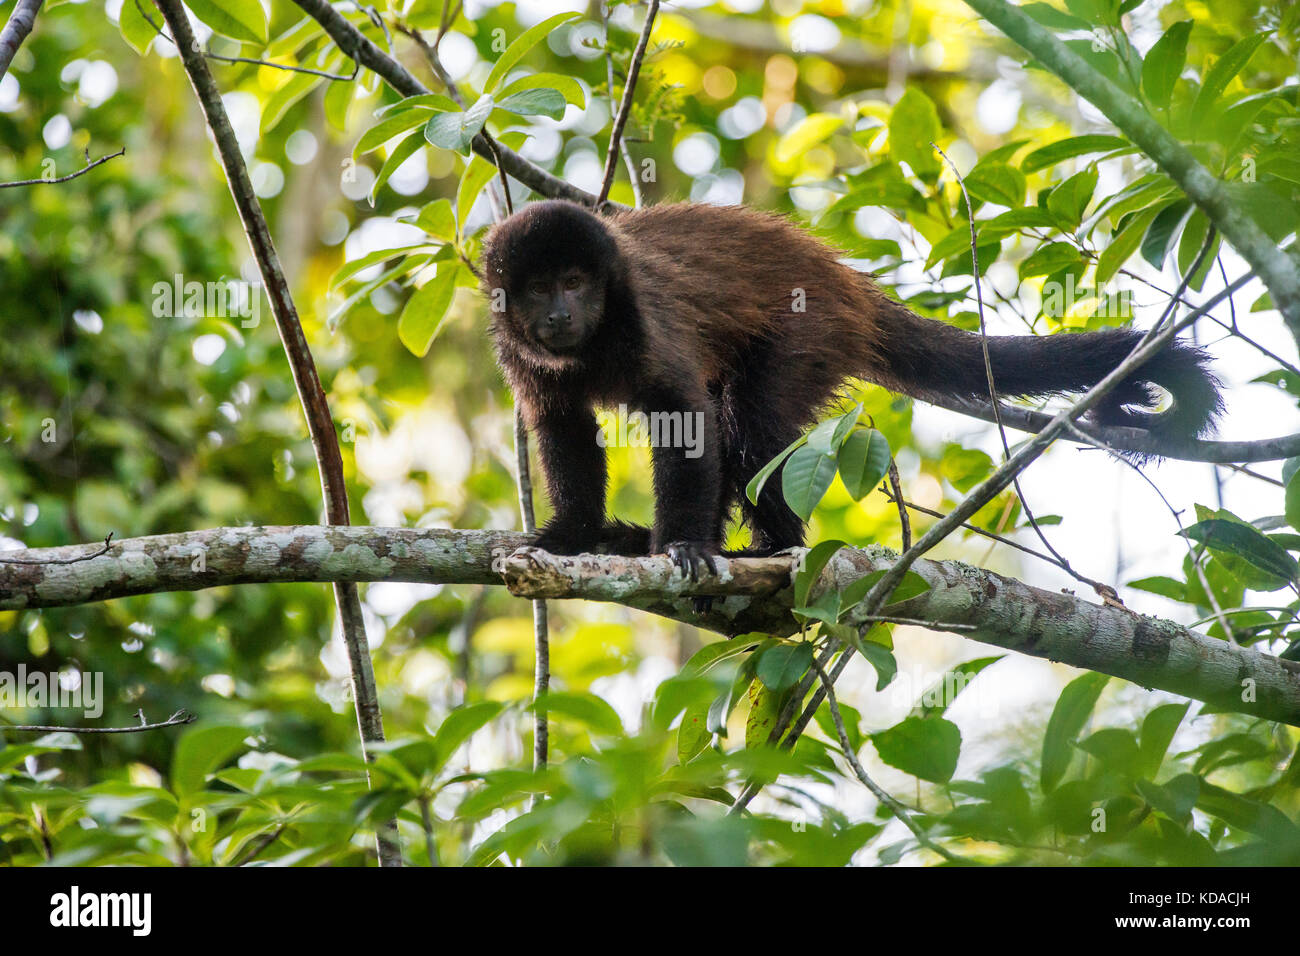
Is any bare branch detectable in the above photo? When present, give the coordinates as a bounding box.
[598,0,658,208]
[0,147,125,189]
[3,710,194,734]
[0,0,40,82]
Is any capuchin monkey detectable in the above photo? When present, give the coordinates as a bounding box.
[481,200,1221,580]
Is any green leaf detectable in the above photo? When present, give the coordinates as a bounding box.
[495,88,568,121]
[677,700,712,763]
[1140,200,1191,269]
[1138,702,1189,778]
[964,163,1027,207]
[261,70,326,135]
[484,11,583,93]
[794,539,846,609]
[455,130,527,232]
[755,641,815,694]
[369,132,426,204]
[354,109,436,159]
[398,265,461,357]
[856,639,898,691]
[1046,166,1098,231]
[1096,205,1160,286]
[411,198,457,243]
[172,725,249,796]
[432,701,503,769]
[1019,241,1083,279]
[187,0,266,43]
[1191,32,1271,117]
[888,88,942,178]
[424,95,494,153]
[1021,135,1129,174]
[775,113,843,164]
[1022,2,1092,31]
[1126,574,1186,601]
[497,72,587,110]
[913,656,1003,718]
[118,0,157,54]
[1182,518,1299,587]
[1041,672,1109,793]
[872,716,961,783]
[534,691,623,737]
[681,638,763,677]
[1141,20,1192,110]
[377,93,461,115]
[745,434,807,505]
[745,680,783,749]
[330,245,432,290]
[1285,467,1300,532]
[836,428,891,500]
[781,443,838,521]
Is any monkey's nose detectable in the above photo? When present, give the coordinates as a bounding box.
[546,311,571,328]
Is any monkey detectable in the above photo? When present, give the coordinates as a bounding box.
[480,200,1221,580]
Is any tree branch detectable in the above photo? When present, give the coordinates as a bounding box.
[155,0,399,867]
[289,0,604,207]
[3,526,1298,726]
[962,0,1300,347]
[0,0,40,81]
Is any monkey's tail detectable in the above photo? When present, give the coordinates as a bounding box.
[872,302,1223,442]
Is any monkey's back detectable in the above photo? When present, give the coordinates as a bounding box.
[608,203,891,396]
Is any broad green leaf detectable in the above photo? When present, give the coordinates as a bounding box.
[1022,2,1092,31]
[794,539,846,609]
[1021,135,1129,174]
[1096,205,1160,286]
[330,245,432,289]
[1019,241,1083,279]
[497,72,587,109]
[1182,518,1299,587]
[840,568,931,615]
[1041,672,1109,793]
[1191,32,1272,117]
[755,641,815,694]
[412,198,457,242]
[745,680,782,748]
[677,700,712,763]
[964,163,1027,207]
[398,264,461,357]
[534,691,623,736]
[377,93,461,115]
[888,88,942,178]
[746,434,807,505]
[836,427,891,499]
[369,132,426,204]
[856,638,898,691]
[262,69,326,135]
[1046,166,1098,230]
[432,701,503,770]
[455,130,527,232]
[1140,200,1191,268]
[913,656,1003,718]
[484,12,583,93]
[172,725,249,796]
[872,716,961,783]
[775,113,843,165]
[355,109,436,159]
[1126,574,1186,601]
[1138,702,1189,777]
[118,0,157,54]
[1286,467,1300,532]
[187,0,266,43]
[781,443,838,521]
[495,88,567,120]
[1141,20,1192,110]
[681,637,764,677]
[425,95,494,153]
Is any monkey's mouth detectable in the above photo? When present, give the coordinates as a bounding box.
[535,329,585,353]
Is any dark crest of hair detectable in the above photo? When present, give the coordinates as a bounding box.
[482,200,623,296]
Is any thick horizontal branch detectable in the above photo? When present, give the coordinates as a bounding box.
[3,526,1298,726]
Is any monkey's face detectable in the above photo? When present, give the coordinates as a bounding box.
[514,268,604,355]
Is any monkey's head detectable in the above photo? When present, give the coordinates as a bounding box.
[481,201,625,367]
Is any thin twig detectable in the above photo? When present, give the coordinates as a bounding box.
[597,0,658,208]
[3,709,194,733]
[811,658,967,864]
[886,459,911,551]
[0,532,113,565]
[602,1,643,207]
[0,147,124,189]
[155,0,399,867]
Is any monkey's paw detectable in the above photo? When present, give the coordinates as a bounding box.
[533,521,598,555]
[663,541,722,615]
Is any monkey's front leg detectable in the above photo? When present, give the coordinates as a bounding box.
[530,401,609,554]
[643,386,724,583]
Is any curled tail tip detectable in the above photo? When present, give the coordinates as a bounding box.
[1092,340,1224,441]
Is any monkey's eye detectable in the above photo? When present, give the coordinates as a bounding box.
[528,281,549,296]
[562,275,583,291]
